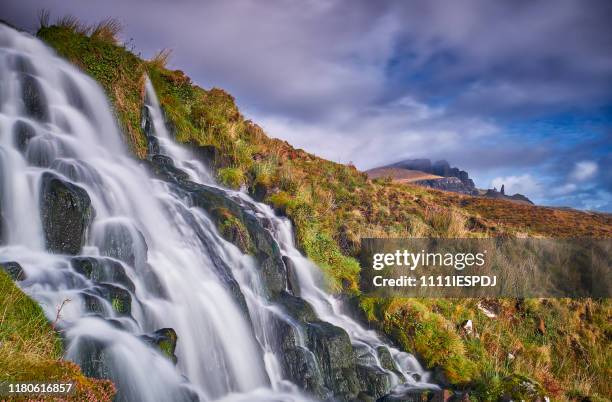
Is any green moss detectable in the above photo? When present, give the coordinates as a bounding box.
[157,340,174,359]
[212,208,254,254]
[111,297,124,314]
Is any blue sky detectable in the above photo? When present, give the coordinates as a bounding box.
[5,0,612,210]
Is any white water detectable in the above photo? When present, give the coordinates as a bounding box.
[0,24,433,402]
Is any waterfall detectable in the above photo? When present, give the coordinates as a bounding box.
[0,23,434,402]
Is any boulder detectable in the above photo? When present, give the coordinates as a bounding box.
[71,257,135,292]
[142,328,178,365]
[12,119,36,153]
[0,261,26,281]
[21,73,48,121]
[94,220,147,268]
[97,283,132,316]
[81,292,106,315]
[271,312,330,400]
[376,346,398,372]
[74,336,114,379]
[40,172,93,255]
[356,365,392,400]
[305,321,360,400]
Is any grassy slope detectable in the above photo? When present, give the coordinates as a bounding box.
[0,269,115,401]
[37,24,612,401]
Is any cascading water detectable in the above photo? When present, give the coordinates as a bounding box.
[0,23,434,402]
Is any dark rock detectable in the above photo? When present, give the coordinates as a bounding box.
[413,177,478,196]
[274,290,317,323]
[271,313,330,400]
[190,144,219,169]
[97,283,132,316]
[357,392,378,402]
[1,261,26,281]
[74,336,113,379]
[71,257,136,292]
[356,365,392,399]
[249,181,273,202]
[81,292,106,315]
[21,73,48,121]
[142,328,178,365]
[12,119,36,153]
[376,346,398,372]
[305,321,360,400]
[40,172,93,255]
[185,181,288,297]
[94,220,148,268]
[149,154,190,182]
[282,256,301,296]
[377,389,444,402]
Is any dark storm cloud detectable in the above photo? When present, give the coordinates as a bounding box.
[3,0,612,210]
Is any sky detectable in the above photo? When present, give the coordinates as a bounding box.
[4,0,612,211]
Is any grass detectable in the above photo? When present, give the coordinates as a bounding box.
[0,269,115,401]
[36,22,612,400]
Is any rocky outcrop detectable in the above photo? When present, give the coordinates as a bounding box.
[413,177,477,195]
[385,159,478,195]
[40,172,93,254]
[484,188,533,204]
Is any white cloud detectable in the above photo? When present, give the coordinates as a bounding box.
[570,161,598,182]
[491,174,542,198]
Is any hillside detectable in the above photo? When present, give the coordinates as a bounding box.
[34,21,612,401]
[366,167,443,183]
[0,267,115,401]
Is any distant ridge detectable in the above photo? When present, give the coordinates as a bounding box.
[368,158,533,204]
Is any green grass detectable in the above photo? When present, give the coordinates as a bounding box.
[0,269,115,401]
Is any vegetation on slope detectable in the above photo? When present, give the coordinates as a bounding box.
[36,21,612,401]
[0,268,115,401]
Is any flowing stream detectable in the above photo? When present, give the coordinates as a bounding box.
[0,24,434,401]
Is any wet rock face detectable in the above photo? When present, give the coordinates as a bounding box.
[21,73,49,121]
[71,257,136,292]
[98,283,132,316]
[40,172,93,255]
[305,321,360,400]
[0,261,26,281]
[94,221,148,268]
[356,365,391,400]
[142,328,178,365]
[12,119,36,153]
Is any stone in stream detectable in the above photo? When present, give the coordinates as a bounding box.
[305,320,361,400]
[12,119,36,153]
[142,328,178,365]
[40,172,93,255]
[71,257,136,292]
[94,220,148,268]
[0,261,26,281]
[356,364,392,400]
[20,73,49,121]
